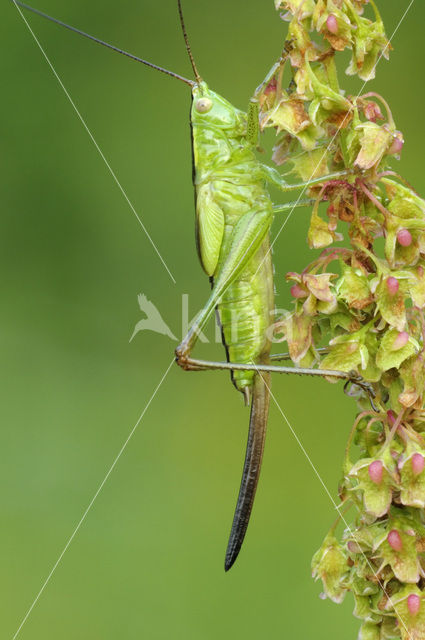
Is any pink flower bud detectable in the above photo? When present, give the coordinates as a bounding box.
[387,410,396,426]
[397,228,413,247]
[388,529,403,551]
[412,453,425,476]
[264,77,277,96]
[408,594,421,616]
[364,101,384,123]
[290,284,307,299]
[392,331,409,351]
[368,460,383,485]
[326,14,338,34]
[418,266,424,277]
[386,277,399,295]
[388,134,404,156]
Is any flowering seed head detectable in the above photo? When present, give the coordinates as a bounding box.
[387,529,403,551]
[397,228,413,247]
[386,276,399,295]
[368,460,383,484]
[392,331,409,351]
[408,594,421,616]
[326,14,339,34]
[412,453,425,476]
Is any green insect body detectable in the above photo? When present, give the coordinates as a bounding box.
[188,82,276,570]
[192,82,274,394]
[15,0,374,575]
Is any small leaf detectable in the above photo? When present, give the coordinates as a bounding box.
[376,277,406,331]
[272,134,294,166]
[346,14,390,82]
[312,1,353,52]
[308,207,335,249]
[360,333,381,382]
[290,147,330,182]
[376,328,416,371]
[399,355,425,408]
[399,443,425,508]
[351,575,379,597]
[384,179,425,219]
[349,456,394,518]
[377,524,420,583]
[337,265,373,309]
[354,122,393,170]
[392,586,425,640]
[354,594,373,620]
[275,312,312,364]
[329,312,361,333]
[320,341,362,373]
[303,273,336,302]
[358,622,380,640]
[409,265,425,308]
[312,534,348,604]
[266,97,311,137]
[380,617,400,640]
[277,0,315,17]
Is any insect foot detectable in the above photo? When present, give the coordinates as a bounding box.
[175,344,191,370]
[344,372,377,408]
[347,371,374,394]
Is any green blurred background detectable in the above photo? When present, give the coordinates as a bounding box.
[2,1,425,638]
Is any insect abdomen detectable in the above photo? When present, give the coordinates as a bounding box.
[217,234,274,392]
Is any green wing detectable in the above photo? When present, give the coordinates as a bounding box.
[195,184,225,277]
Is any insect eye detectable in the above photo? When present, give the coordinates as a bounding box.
[195,97,213,113]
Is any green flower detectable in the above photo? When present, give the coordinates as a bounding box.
[336,263,373,310]
[346,9,390,82]
[312,534,349,603]
[399,356,425,408]
[348,451,396,518]
[392,586,425,640]
[358,622,381,640]
[375,276,407,332]
[274,311,313,364]
[308,203,343,249]
[409,264,425,308]
[261,95,320,150]
[305,57,351,127]
[399,442,425,508]
[290,147,330,182]
[375,328,418,372]
[276,0,315,19]
[375,518,421,583]
[312,0,353,51]
[354,122,393,170]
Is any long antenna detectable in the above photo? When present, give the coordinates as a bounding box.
[12,0,195,87]
[177,0,201,84]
